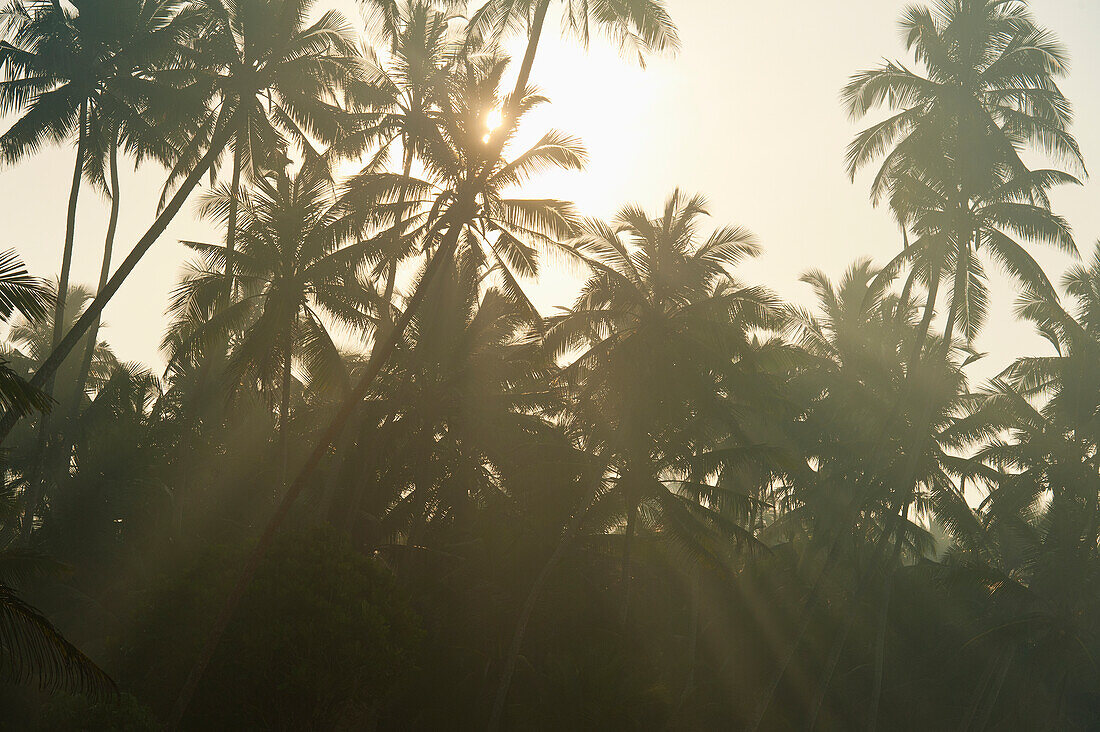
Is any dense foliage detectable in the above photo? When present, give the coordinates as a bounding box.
[1,0,1098,729]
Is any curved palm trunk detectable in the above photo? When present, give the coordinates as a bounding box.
[21,99,88,536]
[909,265,940,368]
[48,99,88,385]
[167,6,555,724]
[0,122,236,446]
[73,128,122,418]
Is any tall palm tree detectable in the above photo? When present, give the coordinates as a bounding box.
[940,254,1100,724]
[844,0,1083,347]
[486,191,781,729]
[167,161,375,483]
[168,0,364,304]
[0,0,364,444]
[65,0,201,426]
[339,0,462,327]
[749,260,981,730]
[169,5,680,723]
[0,0,188,393]
[343,51,586,320]
[544,190,774,612]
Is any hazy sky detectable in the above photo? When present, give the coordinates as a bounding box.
[3,0,1099,382]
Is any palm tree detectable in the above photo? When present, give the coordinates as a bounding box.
[844,0,1083,347]
[749,260,981,730]
[486,191,781,728]
[167,161,375,483]
[338,1,461,327]
[0,546,116,698]
[0,250,51,420]
[0,0,364,444]
[169,0,364,304]
[940,254,1100,724]
[169,5,679,722]
[545,191,774,601]
[0,0,188,394]
[65,0,202,427]
[5,283,117,536]
[343,51,587,322]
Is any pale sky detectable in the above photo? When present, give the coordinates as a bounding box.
[2,0,1098,382]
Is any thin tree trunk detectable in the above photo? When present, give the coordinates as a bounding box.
[677,574,701,719]
[225,126,243,304]
[942,243,968,348]
[20,99,88,536]
[0,122,235,446]
[167,6,555,724]
[805,610,853,731]
[48,99,88,382]
[278,331,293,487]
[487,508,586,732]
[910,265,940,368]
[381,146,414,330]
[746,534,845,732]
[73,127,121,418]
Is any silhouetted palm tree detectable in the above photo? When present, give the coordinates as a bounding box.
[845,0,1083,347]
[168,162,375,482]
[0,0,363,443]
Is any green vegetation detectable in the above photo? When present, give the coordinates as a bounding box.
[1,0,1098,729]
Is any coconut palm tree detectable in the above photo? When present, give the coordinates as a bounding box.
[486,192,785,729]
[169,5,680,721]
[342,51,586,322]
[941,258,1100,724]
[337,1,462,327]
[844,0,1083,347]
[0,250,51,420]
[0,0,191,394]
[0,545,116,698]
[544,190,775,610]
[749,260,982,730]
[168,0,364,304]
[0,0,364,444]
[166,161,376,484]
[4,283,117,536]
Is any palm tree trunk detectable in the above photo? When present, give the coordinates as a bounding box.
[866,503,909,732]
[909,265,940,368]
[381,146,414,329]
[487,508,586,732]
[677,574,701,720]
[278,331,293,487]
[225,126,243,304]
[0,122,236,446]
[747,536,844,732]
[72,127,122,419]
[49,99,88,381]
[20,99,88,536]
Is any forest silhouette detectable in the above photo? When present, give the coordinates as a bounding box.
[0,0,1098,729]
